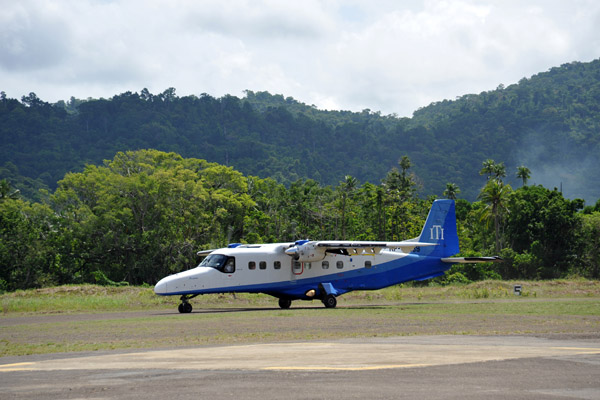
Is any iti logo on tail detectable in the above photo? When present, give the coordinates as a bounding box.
[430,225,444,240]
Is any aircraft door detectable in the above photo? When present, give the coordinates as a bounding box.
[291,259,303,281]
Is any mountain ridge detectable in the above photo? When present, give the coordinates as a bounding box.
[1,58,599,202]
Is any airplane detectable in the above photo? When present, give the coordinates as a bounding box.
[154,199,500,312]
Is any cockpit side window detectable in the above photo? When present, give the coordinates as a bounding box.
[223,257,235,273]
[199,254,235,273]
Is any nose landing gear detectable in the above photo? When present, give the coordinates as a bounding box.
[178,302,192,313]
[178,294,199,313]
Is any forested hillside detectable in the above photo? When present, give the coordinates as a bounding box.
[2,59,599,202]
[408,60,600,201]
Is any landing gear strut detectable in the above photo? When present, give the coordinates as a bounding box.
[178,294,199,313]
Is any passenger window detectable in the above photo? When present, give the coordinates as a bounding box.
[322,261,329,269]
[274,261,281,270]
[365,260,372,269]
[249,261,256,270]
[259,261,267,270]
[336,261,343,269]
[293,261,302,273]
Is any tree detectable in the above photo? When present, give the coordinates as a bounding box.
[375,185,385,240]
[443,183,460,200]
[479,159,506,183]
[0,198,57,290]
[21,92,44,107]
[504,185,583,278]
[381,158,419,240]
[480,159,496,180]
[337,175,358,239]
[398,156,415,197]
[516,166,531,186]
[51,150,256,284]
[478,180,512,252]
[0,179,20,201]
[492,163,506,182]
[580,212,600,278]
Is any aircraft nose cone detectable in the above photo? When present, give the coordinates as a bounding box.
[154,279,167,295]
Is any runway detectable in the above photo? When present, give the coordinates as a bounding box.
[2,335,600,399]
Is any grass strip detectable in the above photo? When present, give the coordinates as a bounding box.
[2,280,599,315]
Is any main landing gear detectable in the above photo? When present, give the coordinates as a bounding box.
[278,298,292,309]
[322,294,337,309]
[178,294,199,313]
[277,294,338,309]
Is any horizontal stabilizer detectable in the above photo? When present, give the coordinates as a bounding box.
[441,256,502,264]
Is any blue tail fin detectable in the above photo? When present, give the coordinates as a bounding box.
[414,199,459,257]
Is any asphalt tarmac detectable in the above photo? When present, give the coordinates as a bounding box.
[1,335,599,399]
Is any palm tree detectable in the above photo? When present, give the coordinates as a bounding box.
[338,175,357,239]
[479,159,496,180]
[516,166,531,186]
[478,180,512,252]
[492,162,506,182]
[375,185,385,240]
[443,183,460,200]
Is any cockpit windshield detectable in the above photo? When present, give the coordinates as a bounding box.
[198,254,235,273]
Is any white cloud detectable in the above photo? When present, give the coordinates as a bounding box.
[0,2,72,71]
[0,0,599,116]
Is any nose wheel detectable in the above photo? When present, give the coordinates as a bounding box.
[178,302,193,313]
[178,294,198,313]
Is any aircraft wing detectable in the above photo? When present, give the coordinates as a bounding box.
[315,240,435,254]
[441,256,502,263]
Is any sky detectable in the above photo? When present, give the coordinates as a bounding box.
[1,0,600,117]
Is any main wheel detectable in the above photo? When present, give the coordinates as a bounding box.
[278,298,292,309]
[178,303,185,313]
[183,302,193,313]
[322,294,337,308]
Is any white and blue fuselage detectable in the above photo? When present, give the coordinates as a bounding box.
[154,244,446,298]
[155,200,496,312]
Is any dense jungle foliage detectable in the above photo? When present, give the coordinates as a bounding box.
[1,149,599,292]
[2,59,600,202]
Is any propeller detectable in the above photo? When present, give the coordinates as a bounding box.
[284,240,326,262]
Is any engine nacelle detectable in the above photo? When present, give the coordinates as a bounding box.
[285,241,326,262]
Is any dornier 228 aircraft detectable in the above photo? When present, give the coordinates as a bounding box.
[154,199,499,313]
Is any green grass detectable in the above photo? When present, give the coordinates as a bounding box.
[1,285,170,314]
[2,280,598,315]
